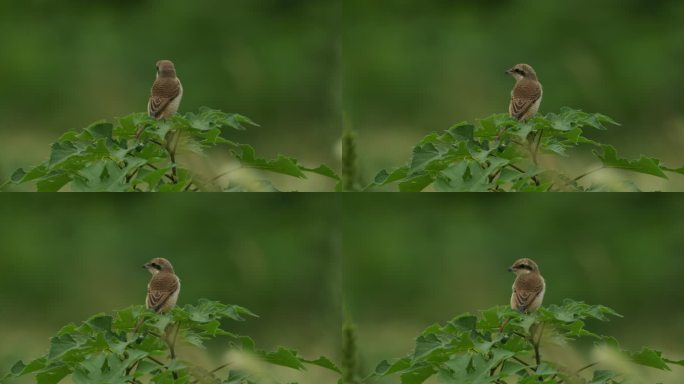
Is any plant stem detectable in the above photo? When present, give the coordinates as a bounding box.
[168,322,180,360]
[576,361,600,374]
[209,165,243,183]
[532,128,544,165]
[507,164,540,186]
[147,356,165,366]
[511,356,535,375]
[342,124,360,191]
[573,166,605,182]
[145,163,176,183]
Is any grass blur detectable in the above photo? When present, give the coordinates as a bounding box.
[0,0,340,191]
[343,0,684,191]
[0,195,341,383]
[343,195,684,382]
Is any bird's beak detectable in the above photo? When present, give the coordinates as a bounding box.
[142,264,148,269]
[507,267,514,272]
[505,69,512,75]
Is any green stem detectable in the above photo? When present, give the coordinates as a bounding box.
[507,164,540,186]
[573,166,605,182]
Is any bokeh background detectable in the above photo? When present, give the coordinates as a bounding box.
[0,195,341,383]
[0,0,340,191]
[343,195,684,382]
[343,0,684,191]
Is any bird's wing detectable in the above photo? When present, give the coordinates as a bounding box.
[148,78,181,119]
[147,273,179,312]
[509,82,542,120]
[512,280,544,312]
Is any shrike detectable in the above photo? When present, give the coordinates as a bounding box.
[148,60,183,119]
[509,258,545,313]
[143,257,180,313]
[506,64,542,121]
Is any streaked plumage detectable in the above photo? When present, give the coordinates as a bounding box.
[148,60,183,119]
[143,257,180,312]
[509,258,545,313]
[506,64,542,121]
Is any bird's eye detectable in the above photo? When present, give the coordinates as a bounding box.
[151,263,161,270]
[516,69,525,75]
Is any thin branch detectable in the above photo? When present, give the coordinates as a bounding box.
[576,361,600,375]
[532,128,544,165]
[166,130,180,183]
[507,164,541,186]
[531,322,543,370]
[169,322,180,360]
[536,322,545,346]
[511,356,536,375]
[145,163,176,183]
[125,166,141,184]
[147,356,165,366]
[209,165,244,183]
[573,166,605,182]
[189,363,232,384]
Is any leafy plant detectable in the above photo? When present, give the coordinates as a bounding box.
[370,299,684,384]
[369,108,684,191]
[4,108,340,192]
[0,299,341,384]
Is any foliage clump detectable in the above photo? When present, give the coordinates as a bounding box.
[370,108,684,191]
[5,108,340,192]
[1,299,340,384]
[371,299,684,383]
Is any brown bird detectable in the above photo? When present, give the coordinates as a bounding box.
[509,258,545,313]
[148,60,183,119]
[506,64,543,121]
[143,257,181,312]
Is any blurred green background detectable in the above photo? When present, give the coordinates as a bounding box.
[343,0,684,191]
[0,195,341,383]
[343,195,684,382]
[0,0,340,191]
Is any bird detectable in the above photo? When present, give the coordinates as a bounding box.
[143,257,181,313]
[509,258,545,313]
[506,64,543,121]
[148,60,183,119]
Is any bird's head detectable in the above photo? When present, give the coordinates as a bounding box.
[506,63,537,81]
[155,60,176,78]
[508,258,540,276]
[143,257,174,274]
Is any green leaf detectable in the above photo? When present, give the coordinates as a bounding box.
[35,364,71,384]
[399,365,435,384]
[398,174,434,192]
[85,121,113,139]
[595,144,668,179]
[629,347,671,371]
[302,356,342,373]
[261,347,306,370]
[374,358,410,376]
[449,314,477,332]
[47,334,79,360]
[86,314,112,332]
[10,165,49,184]
[48,141,79,167]
[234,144,307,178]
[301,164,341,180]
[372,167,408,186]
[412,333,442,360]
